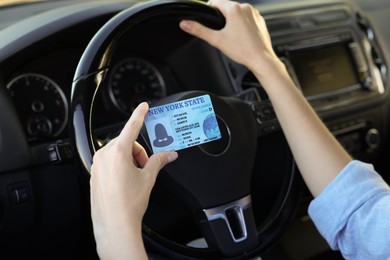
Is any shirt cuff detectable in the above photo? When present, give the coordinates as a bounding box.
[308,160,388,250]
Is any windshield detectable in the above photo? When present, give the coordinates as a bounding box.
[0,0,106,30]
[0,0,45,7]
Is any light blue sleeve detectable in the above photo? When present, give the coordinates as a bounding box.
[308,160,390,260]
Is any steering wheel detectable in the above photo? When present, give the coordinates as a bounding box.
[70,0,302,258]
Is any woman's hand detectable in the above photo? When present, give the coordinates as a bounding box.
[180,0,351,197]
[90,102,178,259]
[179,0,284,78]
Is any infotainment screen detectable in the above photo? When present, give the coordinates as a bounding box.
[290,44,358,97]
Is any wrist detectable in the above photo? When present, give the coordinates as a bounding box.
[249,54,292,89]
[95,218,146,260]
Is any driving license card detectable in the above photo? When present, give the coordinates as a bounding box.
[144,94,221,153]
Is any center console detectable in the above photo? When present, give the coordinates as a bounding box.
[227,2,387,160]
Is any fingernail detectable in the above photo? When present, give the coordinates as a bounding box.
[138,102,148,109]
[180,20,191,31]
[168,152,178,163]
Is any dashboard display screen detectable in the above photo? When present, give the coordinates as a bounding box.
[290,44,358,97]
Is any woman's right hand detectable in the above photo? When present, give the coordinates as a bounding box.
[179,0,284,79]
[180,0,352,198]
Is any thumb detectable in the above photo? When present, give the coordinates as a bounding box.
[179,20,218,46]
[144,151,178,176]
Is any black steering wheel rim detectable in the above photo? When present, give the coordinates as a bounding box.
[71,0,225,174]
[70,0,302,259]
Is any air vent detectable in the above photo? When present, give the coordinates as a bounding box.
[266,9,349,33]
[267,20,298,32]
[310,10,348,24]
[356,12,387,85]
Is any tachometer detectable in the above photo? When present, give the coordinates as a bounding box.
[108,57,166,115]
[6,73,68,142]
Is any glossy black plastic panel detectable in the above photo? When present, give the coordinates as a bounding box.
[0,86,30,173]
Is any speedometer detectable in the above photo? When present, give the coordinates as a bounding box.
[108,57,166,115]
[6,73,68,142]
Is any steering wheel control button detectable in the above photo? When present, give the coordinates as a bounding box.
[261,123,281,134]
[250,101,281,135]
[251,101,277,122]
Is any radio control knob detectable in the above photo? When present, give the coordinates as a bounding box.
[365,128,380,149]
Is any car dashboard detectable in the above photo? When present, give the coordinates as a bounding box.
[1,0,390,259]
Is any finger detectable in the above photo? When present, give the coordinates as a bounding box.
[179,20,219,47]
[117,102,149,147]
[132,141,149,168]
[208,0,242,17]
[143,151,178,177]
[207,0,228,8]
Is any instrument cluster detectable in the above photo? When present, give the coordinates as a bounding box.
[6,73,68,143]
[107,57,167,116]
[5,53,170,144]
